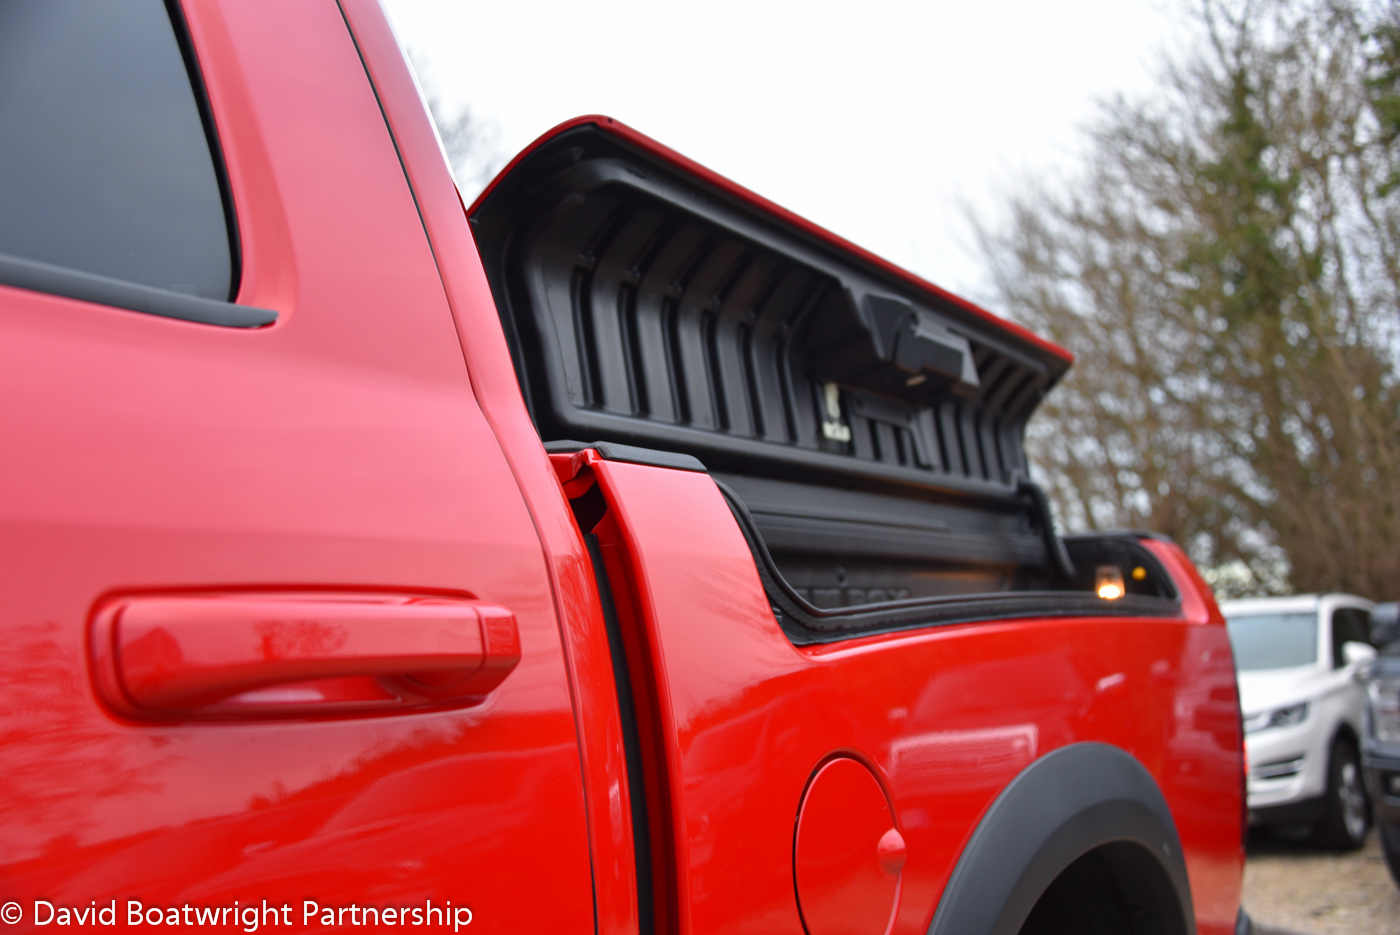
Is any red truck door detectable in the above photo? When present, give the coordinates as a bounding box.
[0,2,592,930]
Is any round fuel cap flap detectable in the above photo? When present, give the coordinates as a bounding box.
[794,757,904,935]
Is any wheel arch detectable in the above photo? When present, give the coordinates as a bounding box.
[925,742,1195,935]
[1333,720,1360,751]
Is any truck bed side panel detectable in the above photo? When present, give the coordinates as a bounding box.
[583,456,1244,935]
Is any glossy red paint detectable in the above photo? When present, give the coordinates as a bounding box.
[469,114,1073,368]
[878,830,909,878]
[0,1,591,929]
[794,757,902,935]
[1138,537,1249,930]
[581,452,1245,935]
[336,3,641,933]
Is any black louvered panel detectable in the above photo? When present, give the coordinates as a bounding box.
[708,252,760,437]
[972,355,1012,479]
[761,271,818,448]
[472,125,1068,503]
[468,123,1092,606]
[935,401,965,477]
[630,220,707,424]
[587,207,663,415]
[520,193,619,411]
[745,266,797,443]
[672,237,738,430]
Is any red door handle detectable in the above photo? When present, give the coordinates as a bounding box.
[90,594,520,718]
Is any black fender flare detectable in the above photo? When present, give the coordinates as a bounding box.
[926,742,1195,935]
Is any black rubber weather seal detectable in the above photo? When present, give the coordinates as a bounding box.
[164,0,244,303]
[0,252,276,328]
[543,439,707,473]
[583,534,654,935]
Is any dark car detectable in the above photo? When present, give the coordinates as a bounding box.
[1364,602,1400,885]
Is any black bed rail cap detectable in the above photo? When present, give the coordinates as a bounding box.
[543,439,707,473]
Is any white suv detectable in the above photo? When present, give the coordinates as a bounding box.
[1223,594,1378,849]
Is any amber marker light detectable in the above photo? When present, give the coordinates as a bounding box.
[1096,565,1125,600]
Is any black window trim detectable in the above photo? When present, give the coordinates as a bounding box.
[0,251,275,328]
[164,0,243,304]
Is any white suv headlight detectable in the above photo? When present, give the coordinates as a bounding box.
[1367,678,1400,743]
[1244,701,1310,734]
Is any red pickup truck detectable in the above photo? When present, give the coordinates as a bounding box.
[0,2,1248,934]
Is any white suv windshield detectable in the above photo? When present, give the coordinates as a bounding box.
[1226,612,1318,670]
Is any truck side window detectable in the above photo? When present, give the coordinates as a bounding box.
[0,0,233,303]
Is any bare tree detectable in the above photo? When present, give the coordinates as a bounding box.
[980,0,1400,598]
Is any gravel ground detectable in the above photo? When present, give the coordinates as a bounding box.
[1242,828,1400,935]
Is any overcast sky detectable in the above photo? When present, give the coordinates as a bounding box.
[382,0,1180,303]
